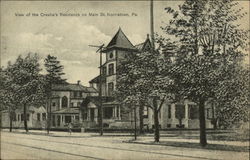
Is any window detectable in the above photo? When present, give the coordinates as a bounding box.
[189,105,198,119]
[143,106,148,118]
[102,67,107,75]
[175,104,185,120]
[52,102,56,107]
[65,116,71,123]
[42,113,46,121]
[75,116,79,121]
[71,102,74,107]
[108,82,114,96]
[206,108,213,119]
[109,52,113,59]
[168,105,171,119]
[103,107,113,119]
[77,102,81,107]
[21,114,24,121]
[83,111,88,120]
[108,63,114,75]
[20,114,29,121]
[73,91,81,98]
[62,96,68,108]
[18,114,20,121]
[37,113,41,121]
[12,113,16,121]
[74,92,77,98]
[78,92,82,97]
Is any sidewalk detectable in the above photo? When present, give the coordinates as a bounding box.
[1,129,95,137]
[127,136,249,152]
[132,136,248,147]
[2,128,248,152]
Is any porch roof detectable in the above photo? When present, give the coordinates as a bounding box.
[52,107,79,114]
[103,101,120,106]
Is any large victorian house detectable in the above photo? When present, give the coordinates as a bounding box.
[50,82,98,128]
[88,28,215,129]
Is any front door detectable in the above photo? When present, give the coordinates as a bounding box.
[65,115,71,124]
[52,115,56,127]
[57,115,61,127]
[90,108,95,122]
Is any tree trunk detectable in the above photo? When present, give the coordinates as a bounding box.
[153,98,160,142]
[139,104,144,134]
[211,102,217,129]
[47,97,51,134]
[23,104,28,133]
[199,99,207,146]
[134,107,137,140]
[9,112,13,132]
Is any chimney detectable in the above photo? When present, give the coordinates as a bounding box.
[147,34,149,39]
[77,80,81,85]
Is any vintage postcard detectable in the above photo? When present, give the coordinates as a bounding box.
[0,0,249,159]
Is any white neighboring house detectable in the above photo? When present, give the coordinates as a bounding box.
[0,106,47,129]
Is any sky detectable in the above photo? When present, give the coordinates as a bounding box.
[1,1,249,86]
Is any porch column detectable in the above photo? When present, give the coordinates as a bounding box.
[59,97,62,110]
[114,106,117,118]
[56,115,58,127]
[185,104,189,119]
[94,109,98,122]
[79,112,83,123]
[61,115,63,126]
[118,106,121,120]
[88,109,90,121]
[171,104,175,119]
[55,115,57,127]
[185,103,189,128]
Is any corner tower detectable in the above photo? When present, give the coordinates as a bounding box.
[102,28,138,96]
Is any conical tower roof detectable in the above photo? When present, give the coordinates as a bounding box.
[105,28,136,51]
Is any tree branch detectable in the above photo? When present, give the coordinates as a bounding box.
[157,95,166,112]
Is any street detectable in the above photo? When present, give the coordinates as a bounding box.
[1,131,248,160]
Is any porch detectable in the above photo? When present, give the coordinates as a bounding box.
[51,108,80,128]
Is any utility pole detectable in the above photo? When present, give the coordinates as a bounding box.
[89,44,105,136]
[99,49,103,136]
[150,0,155,50]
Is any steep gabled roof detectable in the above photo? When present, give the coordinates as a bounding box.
[135,42,145,51]
[135,35,152,52]
[105,28,136,51]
